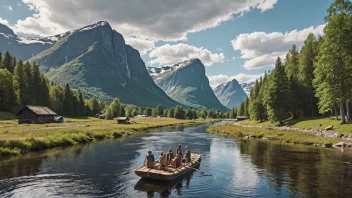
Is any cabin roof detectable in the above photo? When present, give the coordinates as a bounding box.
[117,117,129,120]
[16,105,57,116]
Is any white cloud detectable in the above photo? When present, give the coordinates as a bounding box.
[216,48,223,51]
[149,43,224,66]
[231,24,325,70]
[15,0,278,40]
[0,17,9,25]
[3,5,13,11]
[125,37,156,55]
[208,73,261,88]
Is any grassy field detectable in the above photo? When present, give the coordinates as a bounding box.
[0,117,215,156]
[207,123,347,147]
[240,116,352,135]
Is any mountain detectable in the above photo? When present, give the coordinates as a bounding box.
[151,59,229,111]
[213,79,248,109]
[26,21,179,107]
[0,23,55,61]
[240,82,256,97]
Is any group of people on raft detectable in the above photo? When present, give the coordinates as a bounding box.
[144,144,191,171]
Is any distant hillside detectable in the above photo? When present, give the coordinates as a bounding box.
[150,59,229,111]
[27,21,179,108]
[213,79,247,109]
[0,24,54,61]
[240,82,256,97]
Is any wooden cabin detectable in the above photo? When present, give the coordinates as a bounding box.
[117,117,130,124]
[16,105,57,124]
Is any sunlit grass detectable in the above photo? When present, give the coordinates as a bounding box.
[207,123,346,146]
[0,117,215,156]
[240,116,352,135]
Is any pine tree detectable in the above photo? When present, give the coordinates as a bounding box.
[286,45,302,119]
[299,33,319,116]
[63,84,74,116]
[76,89,85,116]
[49,85,64,115]
[1,51,13,73]
[314,0,352,123]
[266,57,290,125]
[0,69,18,112]
[31,63,42,105]
[13,60,26,107]
[237,102,245,117]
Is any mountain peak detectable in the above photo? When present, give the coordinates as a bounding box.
[0,23,15,36]
[77,21,112,32]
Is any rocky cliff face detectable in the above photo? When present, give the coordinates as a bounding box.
[213,79,247,109]
[240,82,256,97]
[0,24,53,61]
[27,21,179,107]
[153,59,229,111]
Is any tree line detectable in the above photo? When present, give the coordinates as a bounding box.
[237,0,352,125]
[0,51,229,119]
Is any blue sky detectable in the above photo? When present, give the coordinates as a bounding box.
[0,0,333,86]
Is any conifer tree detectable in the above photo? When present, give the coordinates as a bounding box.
[63,84,73,116]
[0,69,18,112]
[1,51,13,73]
[314,0,352,123]
[299,33,319,116]
[266,57,290,125]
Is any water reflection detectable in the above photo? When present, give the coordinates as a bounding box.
[0,124,351,197]
[236,139,352,198]
[134,174,193,198]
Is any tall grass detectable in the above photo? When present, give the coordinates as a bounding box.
[0,117,215,156]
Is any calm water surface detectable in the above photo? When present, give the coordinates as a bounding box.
[0,123,351,197]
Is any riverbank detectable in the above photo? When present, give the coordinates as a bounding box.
[0,117,216,156]
[207,121,352,148]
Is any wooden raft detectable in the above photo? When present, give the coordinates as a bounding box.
[134,153,202,181]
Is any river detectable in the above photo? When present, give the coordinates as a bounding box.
[0,123,351,197]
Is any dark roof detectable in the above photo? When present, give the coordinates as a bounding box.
[117,117,129,120]
[16,105,57,116]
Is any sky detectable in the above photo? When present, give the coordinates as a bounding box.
[0,0,333,87]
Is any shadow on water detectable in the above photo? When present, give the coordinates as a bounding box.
[134,173,194,198]
[0,123,351,197]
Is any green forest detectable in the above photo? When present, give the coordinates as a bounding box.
[235,0,352,125]
[0,51,228,120]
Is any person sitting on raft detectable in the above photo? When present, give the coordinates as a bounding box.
[156,152,167,170]
[144,150,155,168]
[171,150,183,168]
[176,144,182,156]
[166,149,174,165]
[183,146,191,163]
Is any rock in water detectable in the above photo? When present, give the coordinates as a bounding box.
[213,79,247,109]
[27,21,179,107]
[151,59,229,111]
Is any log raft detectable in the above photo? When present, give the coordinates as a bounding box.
[134,153,202,181]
